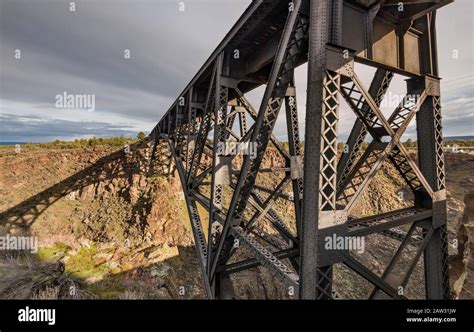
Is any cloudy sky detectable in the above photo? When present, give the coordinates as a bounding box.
[0,0,472,142]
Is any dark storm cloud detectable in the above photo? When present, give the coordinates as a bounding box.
[0,0,472,142]
[0,0,250,141]
[1,0,201,101]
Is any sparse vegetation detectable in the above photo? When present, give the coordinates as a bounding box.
[444,139,474,147]
[65,244,109,279]
[137,132,146,140]
[0,252,95,299]
[0,135,147,150]
[37,242,72,262]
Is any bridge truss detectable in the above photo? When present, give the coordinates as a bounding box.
[149,0,452,299]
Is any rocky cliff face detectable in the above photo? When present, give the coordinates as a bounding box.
[451,191,474,299]
[0,142,203,298]
[0,144,472,299]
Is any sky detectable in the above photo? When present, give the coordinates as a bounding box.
[0,0,473,143]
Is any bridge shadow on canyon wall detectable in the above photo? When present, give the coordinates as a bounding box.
[0,140,211,299]
[0,140,173,232]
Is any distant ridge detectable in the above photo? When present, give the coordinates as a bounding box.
[0,142,28,146]
[444,136,474,141]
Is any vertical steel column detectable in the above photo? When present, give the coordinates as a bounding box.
[186,89,197,167]
[187,65,217,186]
[238,101,248,138]
[300,0,332,299]
[415,9,450,299]
[207,52,230,297]
[285,78,304,237]
[316,68,341,299]
[415,76,450,299]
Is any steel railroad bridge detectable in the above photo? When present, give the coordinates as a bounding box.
[148,0,452,299]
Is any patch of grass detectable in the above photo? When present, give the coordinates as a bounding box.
[66,244,109,279]
[36,243,72,262]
